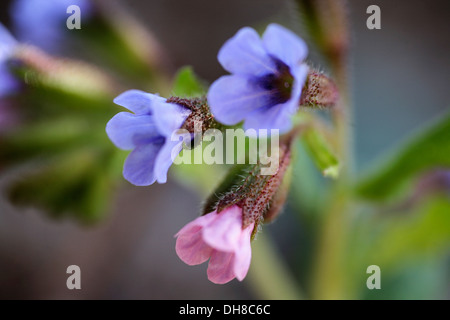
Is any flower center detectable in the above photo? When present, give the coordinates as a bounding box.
[258,58,294,106]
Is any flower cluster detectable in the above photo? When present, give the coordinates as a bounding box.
[105,24,337,284]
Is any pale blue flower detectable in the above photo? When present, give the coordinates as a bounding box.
[208,24,309,133]
[107,90,191,186]
[10,0,93,53]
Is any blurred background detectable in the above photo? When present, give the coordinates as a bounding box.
[0,0,449,299]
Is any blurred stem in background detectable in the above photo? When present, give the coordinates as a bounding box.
[296,0,353,299]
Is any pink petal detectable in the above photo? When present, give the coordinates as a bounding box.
[207,251,236,284]
[175,226,213,265]
[233,223,254,281]
[174,212,219,265]
[174,211,219,237]
[202,205,243,252]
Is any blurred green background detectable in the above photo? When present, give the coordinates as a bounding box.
[0,0,449,299]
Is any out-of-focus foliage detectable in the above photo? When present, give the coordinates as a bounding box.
[357,113,450,202]
[301,124,339,178]
[0,49,125,222]
[346,196,450,299]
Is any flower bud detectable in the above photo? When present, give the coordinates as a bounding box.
[299,69,339,108]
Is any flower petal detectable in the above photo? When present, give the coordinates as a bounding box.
[243,64,308,133]
[243,104,293,133]
[113,90,165,115]
[262,23,308,68]
[0,66,19,97]
[151,100,191,138]
[175,211,220,237]
[106,112,159,150]
[0,23,17,61]
[208,75,273,125]
[123,140,165,186]
[202,205,243,252]
[287,63,309,113]
[174,212,220,265]
[207,251,236,284]
[218,27,277,77]
[175,225,214,266]
[154,138,184,184]
[233,224,254,281]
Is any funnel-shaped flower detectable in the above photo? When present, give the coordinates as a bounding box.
[208,23,309,133]
[175,205,254,284]
[106,90,191,186]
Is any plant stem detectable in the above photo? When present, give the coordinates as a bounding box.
[310,2,355,298]
[248,232,305,300]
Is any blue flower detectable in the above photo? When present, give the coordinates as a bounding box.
[0,23,19,97]
[106,90,192,186]
[208,24,309,133]
[10,0,93,53]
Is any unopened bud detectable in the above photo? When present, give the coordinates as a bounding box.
[300,70,339,108]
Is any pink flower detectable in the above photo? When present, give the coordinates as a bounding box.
[175,205,254,284]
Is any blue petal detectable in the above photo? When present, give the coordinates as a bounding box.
[151,99,191,138]
[0,67,19,97]
[106,112,159,150]
[218,27,277,77]
[154,138,184,184]
[113,90,165,115]
[262,23,308,69]
[243,104,293,134]
[290,63,309,112]
[208,75,273,125]
[123,140,165,186]
[0,23,17,61]
[244,104,292,135]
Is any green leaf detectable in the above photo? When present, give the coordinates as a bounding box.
[371,197,450,267]
[172,66,207,98]
[6,148,125,224]
[357,112,450,201]
[301,126,339,178]
[345,196,450,299]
